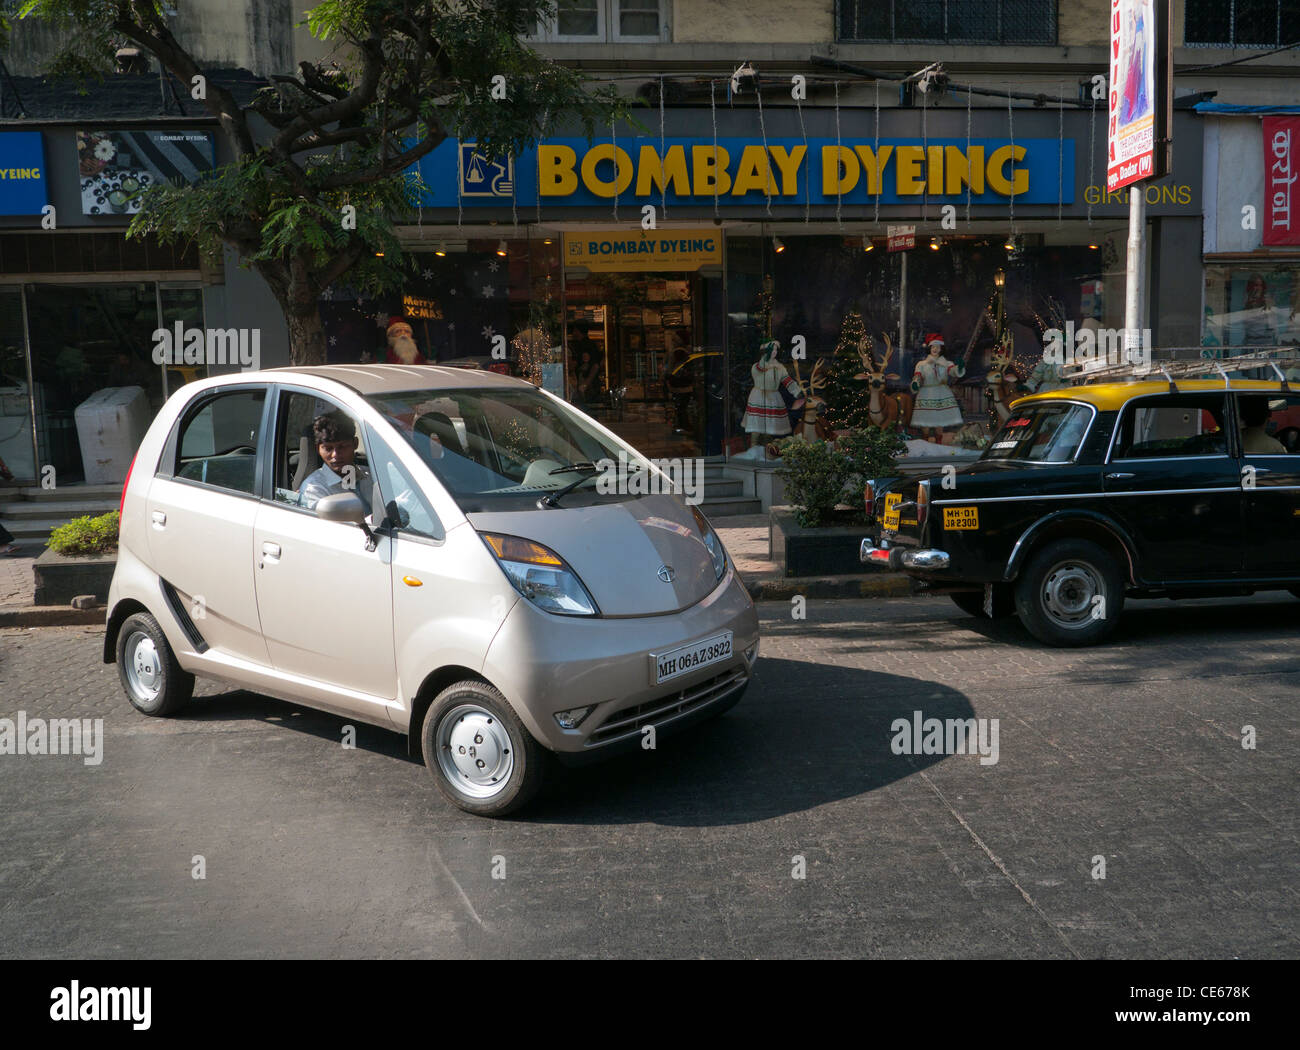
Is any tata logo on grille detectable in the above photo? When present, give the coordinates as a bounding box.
[657,565,676,583]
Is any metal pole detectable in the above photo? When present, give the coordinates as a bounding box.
[1124,186,1146,360]
[899,250,908,349]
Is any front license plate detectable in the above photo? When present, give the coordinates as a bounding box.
[882,493,903,531]
[943,506,979,530]
[653,632,733,684]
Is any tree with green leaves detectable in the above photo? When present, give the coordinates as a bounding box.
[11,1,630,363]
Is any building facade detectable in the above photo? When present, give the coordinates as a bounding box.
[0,2,1296,479]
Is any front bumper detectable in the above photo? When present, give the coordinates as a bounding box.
[482,565,760,756]
[859,540,950,571]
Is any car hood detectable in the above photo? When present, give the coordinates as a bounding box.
[466,494,720,616]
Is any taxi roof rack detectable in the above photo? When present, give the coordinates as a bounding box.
[1063,346,1299,392]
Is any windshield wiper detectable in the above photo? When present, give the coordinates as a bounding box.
[539,462,600,508]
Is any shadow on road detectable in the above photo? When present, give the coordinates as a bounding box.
[171,658,975,827]
[536,656,975,827]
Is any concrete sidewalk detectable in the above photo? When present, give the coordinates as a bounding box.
[0,514,909,627]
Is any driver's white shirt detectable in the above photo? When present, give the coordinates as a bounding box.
[299,463,371,511]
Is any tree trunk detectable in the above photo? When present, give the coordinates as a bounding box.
[286,309,329,366]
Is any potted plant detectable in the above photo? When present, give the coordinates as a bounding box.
[33,511,119,606]
[769,428,905,576]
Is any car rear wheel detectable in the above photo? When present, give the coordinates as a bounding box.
[950,585,1015,619]
[422,680,547,817]
[1014,539,1125,647]
[116,611,195,716]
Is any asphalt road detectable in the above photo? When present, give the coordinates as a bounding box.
[1,594,1296,959]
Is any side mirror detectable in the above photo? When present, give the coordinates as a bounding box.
[315,491,368,524]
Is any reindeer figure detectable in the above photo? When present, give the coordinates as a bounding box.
[853,334,914,431]
[791,357,832,441]
[984,337,1022,424]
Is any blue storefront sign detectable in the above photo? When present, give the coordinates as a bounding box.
[415,135,1075,209]
[0,132,49,216]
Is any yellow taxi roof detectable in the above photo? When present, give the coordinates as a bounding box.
[1011,379,1291,413]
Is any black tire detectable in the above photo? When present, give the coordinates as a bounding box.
[116,611,195,716]
[1014,538,1125,647]
[421,679,547,817]
[950,585,1016,619]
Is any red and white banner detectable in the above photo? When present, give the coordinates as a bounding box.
[1107,0,1157,192]
[1263,116,1300,246]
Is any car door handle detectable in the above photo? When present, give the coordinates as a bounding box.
[1105,472,1135,480]
[151,511,166,527]
[261,542,281,560]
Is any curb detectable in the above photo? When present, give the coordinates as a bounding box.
[744,573,911,601]
[0,606,104,628]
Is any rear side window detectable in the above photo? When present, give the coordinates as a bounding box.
[1238,393,1300,455]
[982,402,1093,462]
[173,389,265,494]
[1113,394,1229,459]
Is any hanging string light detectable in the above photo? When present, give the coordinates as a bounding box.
[795,85,811,224]
[1057,81,1065,226]
[1007,88,1016,235]
[965,85,973,226]
[659,75,668,220]
[755,72,773,217]
[1087,93,1098,227]
[710,79,720,223]
[874,78,881,225]
[834,79,843,228]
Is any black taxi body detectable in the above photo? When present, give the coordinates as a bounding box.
[860,380,1300,646]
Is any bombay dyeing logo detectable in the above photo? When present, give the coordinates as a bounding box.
[0,711,104,766]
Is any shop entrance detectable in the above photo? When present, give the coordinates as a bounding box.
[563,270,717,459]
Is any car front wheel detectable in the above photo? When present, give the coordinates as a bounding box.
[1014,539,1125,647]
[422,680,547,817]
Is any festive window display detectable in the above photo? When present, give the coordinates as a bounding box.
[909,333,966,440]
[741,338,804,444]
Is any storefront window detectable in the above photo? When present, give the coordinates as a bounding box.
[0,287,35,482]
[1202,264,1300,348]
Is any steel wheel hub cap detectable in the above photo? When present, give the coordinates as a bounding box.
[1042,561,1101,628]
[126,632,162,700]
[437,705,514,799]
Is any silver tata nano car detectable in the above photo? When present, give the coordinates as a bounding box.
[104,365,759,816]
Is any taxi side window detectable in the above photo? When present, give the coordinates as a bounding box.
[1238,393,1300,455]
[174,389,265,494]
[1114,395,1229,459]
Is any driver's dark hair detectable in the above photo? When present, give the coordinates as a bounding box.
[313,411,355,445]
[1240,397,1271,428]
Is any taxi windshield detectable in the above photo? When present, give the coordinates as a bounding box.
[981,402,1093,463]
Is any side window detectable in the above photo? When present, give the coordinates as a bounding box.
[174,389,265,494]
[273,391,374,512]
[1238,393,1300,455]
[366,425,445,542]
[1114,395,1229,459]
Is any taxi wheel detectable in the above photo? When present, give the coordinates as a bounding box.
[422,680,547,818]
[1014,539,1125,647]
[116,612,195,716]
[950,586,1015,619]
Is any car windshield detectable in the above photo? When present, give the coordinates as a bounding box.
[364,386,643,511]
[981,402,1093,463]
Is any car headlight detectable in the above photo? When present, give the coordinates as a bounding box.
[691,505,727,581]
[480,533,599,616]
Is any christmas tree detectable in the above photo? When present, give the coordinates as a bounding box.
[820,310,874,432]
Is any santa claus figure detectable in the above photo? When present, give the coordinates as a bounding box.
[385,317,427,365]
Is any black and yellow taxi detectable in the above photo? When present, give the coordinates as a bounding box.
[859,377,1300,646]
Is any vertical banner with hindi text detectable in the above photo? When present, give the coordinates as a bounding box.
[1263,116,1300,247]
